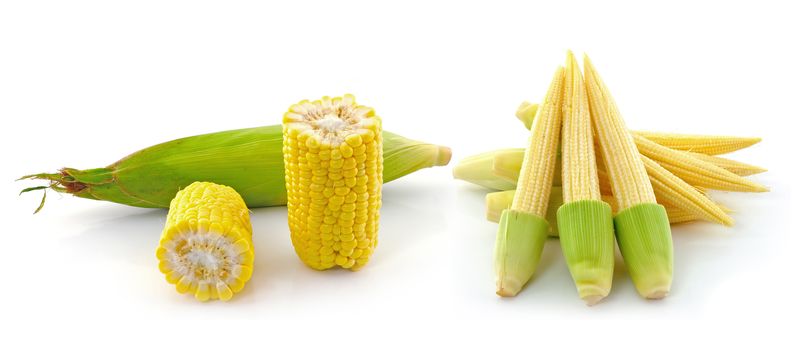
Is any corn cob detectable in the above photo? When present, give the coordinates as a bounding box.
[633,134,768,192]
[633,131,761,155]
[282,95,382,271]
[494,67,564,297]
[485,188,732,228]
[585,55,672,299]
[156,182,254,302]
[556,52,614,305]
[518,103,762,157]
[21,126,450,212]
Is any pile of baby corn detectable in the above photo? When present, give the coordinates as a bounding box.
[453,52,767,305]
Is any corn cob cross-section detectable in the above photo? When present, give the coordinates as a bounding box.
[494,67,564,297]
[556,52,615,305]
[584,55,673,299]
[283,95,382,271]
[156,182,255,302]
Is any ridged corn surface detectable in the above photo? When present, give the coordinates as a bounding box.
[156,181,254,302]
[632,131,761,155]
[562,52,600,202]
[584,56,656,210]
[283,94,382,271]
[511,67,564,216]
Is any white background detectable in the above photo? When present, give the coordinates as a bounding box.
[1,0,806,348]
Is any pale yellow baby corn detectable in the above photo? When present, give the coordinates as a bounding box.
[561,53,600,203]
[585,55,672,299]
[156,182,254,302]
[282,94,382,271]
[633,134,767,192]
[685,152,767,176]
[632,131,761,155]
[641,155,733,226]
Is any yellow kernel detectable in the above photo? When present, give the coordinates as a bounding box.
[345,134,363,147]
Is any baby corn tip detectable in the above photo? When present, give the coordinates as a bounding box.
[580,288,608,306]
[496,276,524,297]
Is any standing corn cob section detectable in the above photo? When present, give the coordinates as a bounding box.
[556,52,615,305]
[156,182,254,302]
[494,67,564,296]
[283,95,383,271]
[584,55,673,299]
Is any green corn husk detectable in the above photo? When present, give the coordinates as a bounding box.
[20,125,452,210]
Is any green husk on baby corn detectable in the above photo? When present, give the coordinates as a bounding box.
[21,126,451,211]
[494,67,564,297]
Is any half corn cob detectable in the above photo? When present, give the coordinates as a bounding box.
[494,67,564,297]
[156,182,254,302]
[21,126,450,211]
[556,52,614,305]
[585,55,673,299]
[282,95,382,271]
[485,188,732,228]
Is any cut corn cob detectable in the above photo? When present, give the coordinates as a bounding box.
[585,55,673,299]
[156,182,254,302]
[485,188,732,228]
[494,67,564,297]
[21,126,449,211]
[685,152,767,176]
[282,95,382,271]
[633,131,761,155]
[556,52,614,305]
[633,134,768,192]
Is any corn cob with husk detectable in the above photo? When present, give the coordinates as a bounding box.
[282,95,382,271]
[485,188,732,228]
[494,67,564,297]
[556,52,615,305]
[585,55,673,299]
[156,182,254,302]
[20,125,451,212]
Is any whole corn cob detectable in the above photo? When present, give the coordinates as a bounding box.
[556,52,614,305]
[485,188,731,228]
[585,55,673,299]
[282,94,382,271]
[156,182,254,302]
[633,131,761,155]
[21,126,450,211]
[494,67,564,297]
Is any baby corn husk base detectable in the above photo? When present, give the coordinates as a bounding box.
[156,182,254,302]
[283,95,382,271]
[614,203,673,299]
[557,200,614,305]
[495,210,549,297]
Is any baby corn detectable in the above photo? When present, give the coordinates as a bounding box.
[633,134,767,192]
[633,131,761,155]
[556,52,614,305]
[494,67,564,297]
[156,182,254,302]
[585,55,673,299]
[283,95,382,271]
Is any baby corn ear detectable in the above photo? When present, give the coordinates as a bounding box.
[632,131,761,155]
[516,101,540,130]
[557,52,613,305]
[585,55,673,299]
[486,188,563,235]
[685,152,767,176]
[453,149,519,191]
[495,67,565,297]
[156,182,254,302]
[633,134,768,193]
